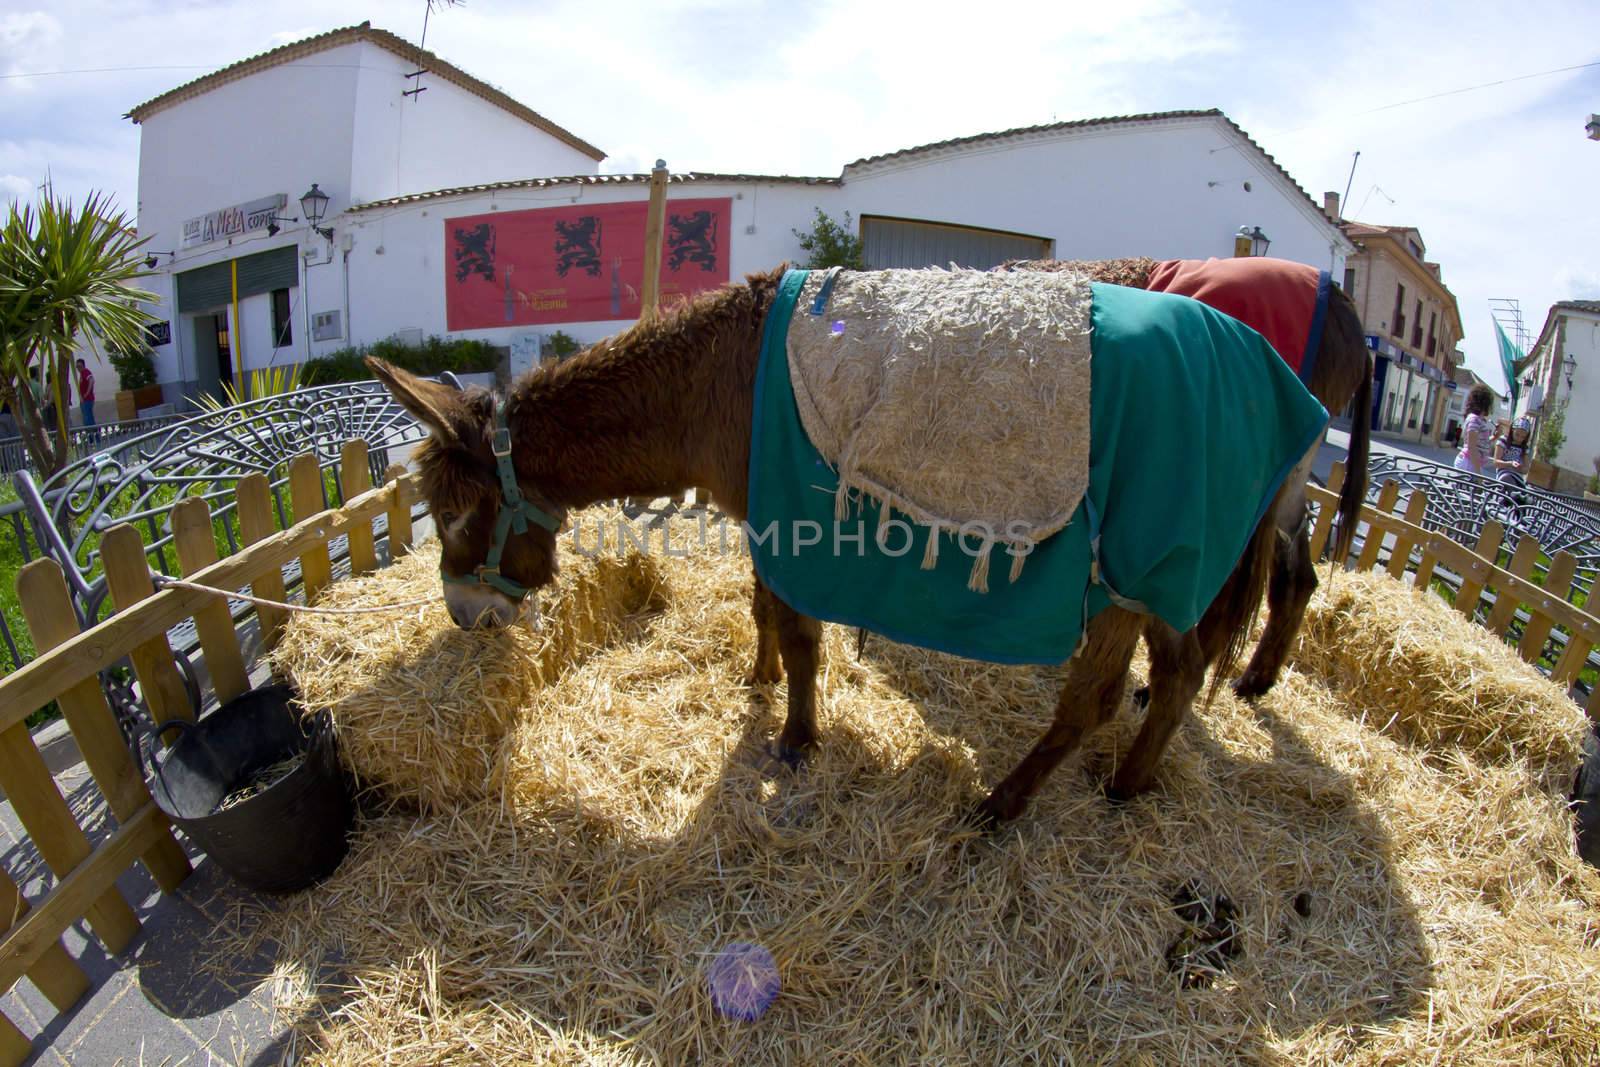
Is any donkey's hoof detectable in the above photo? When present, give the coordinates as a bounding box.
[743,664,783,688]
[966,800,1005,836]
[1231,673,1273,701]
[1130,686,1151,711]
[765,740,810,772]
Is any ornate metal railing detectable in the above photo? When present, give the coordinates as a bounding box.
[1363,454,1600,594]
[0,411,188,475]
[10,381,429,628]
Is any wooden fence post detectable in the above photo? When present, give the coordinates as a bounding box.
[0,868,87,1015]
[1308,461,1345,562]
[236,474,288,649]
[0,727,140,955]
[1453,520,1504,620]
[16,561,191,894]
[1485,535,1541,638]
[172,497,250,705]
[340,440,377,577]
[1518,551,1578,665]
[1355,480,1400,572]
[101,524,194,731]
[384,463,413,558]
[1386,490,1429,580]
[289,453,333,603]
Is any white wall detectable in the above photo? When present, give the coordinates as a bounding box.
[348,41,600,207]
[840,115,1347,274]
[1553,309,1599,477]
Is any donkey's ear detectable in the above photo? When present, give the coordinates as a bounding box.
[367,357,464,447]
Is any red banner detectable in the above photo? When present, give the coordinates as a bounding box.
[444,198,732,329]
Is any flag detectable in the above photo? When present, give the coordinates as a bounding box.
[1495,320,1523,411]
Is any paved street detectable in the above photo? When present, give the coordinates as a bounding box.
[1311,420,1458,486]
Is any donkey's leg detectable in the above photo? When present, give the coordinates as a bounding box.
[974,609,1142,829]
[1106,620,1206,801]
[1233,521,1316,699]
[768,594,823,765]
[746,570,784,687]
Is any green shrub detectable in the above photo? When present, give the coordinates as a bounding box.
[793,209,865,270]
[302,336,500,386]
[108,345,157,390]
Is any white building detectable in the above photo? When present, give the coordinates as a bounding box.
[1521,300,1600,494]
[126,23,1352,405]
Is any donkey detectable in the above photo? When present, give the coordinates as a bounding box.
[371,266,1311,827]
[1001,257,1371,700]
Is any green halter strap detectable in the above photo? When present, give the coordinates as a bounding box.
[441,398,561,601]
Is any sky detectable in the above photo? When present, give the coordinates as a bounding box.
[3,0,1597,389]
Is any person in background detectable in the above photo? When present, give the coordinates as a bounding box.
[76,358,96,427]
[1493,416,1533,486]
[1453,383,1495,475]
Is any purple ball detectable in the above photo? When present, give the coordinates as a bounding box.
[706,941,780,1021]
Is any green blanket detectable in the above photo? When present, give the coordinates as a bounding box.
[747,269,1328,664]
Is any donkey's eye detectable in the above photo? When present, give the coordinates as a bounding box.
[438,510,459,528]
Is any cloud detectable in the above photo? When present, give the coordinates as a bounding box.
[1,174,34,205]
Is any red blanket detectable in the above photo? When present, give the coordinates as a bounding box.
[1144,258,1332,383]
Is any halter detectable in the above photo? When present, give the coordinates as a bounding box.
[441,398,561,602]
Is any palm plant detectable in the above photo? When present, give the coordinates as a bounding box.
[192,361,306,414]
[0,190,153,476]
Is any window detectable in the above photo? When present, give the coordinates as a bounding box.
[1426,312,1437,358]
[270,288,293,348]
[1411,300,1423,348]
[1392,285,1406,337]
[1342,267,1356,293]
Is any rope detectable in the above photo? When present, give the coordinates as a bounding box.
[154,575,438,615]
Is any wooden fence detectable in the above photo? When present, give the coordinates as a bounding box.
[0,450,1597,1062]
[1310,461,1600,721]
[0,439,415,1065]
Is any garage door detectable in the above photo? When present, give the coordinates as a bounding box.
[861,216,1052,270]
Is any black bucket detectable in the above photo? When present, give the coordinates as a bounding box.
[141,683,353,894]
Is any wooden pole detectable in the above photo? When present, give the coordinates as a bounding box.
[639,160,669,318]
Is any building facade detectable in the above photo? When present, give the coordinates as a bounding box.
[124,24,1353,407]
[1337,220,1463,445]
[1521,300,1600,494]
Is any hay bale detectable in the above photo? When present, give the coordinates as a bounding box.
[253,513,1600,1065]
[1292,569,1587,776]
[272,517,664,809]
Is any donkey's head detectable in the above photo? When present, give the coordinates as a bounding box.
[368,358,562,630]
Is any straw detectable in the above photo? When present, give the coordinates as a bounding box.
[258,510,1599,1065]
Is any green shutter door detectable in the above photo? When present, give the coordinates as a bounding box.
[175,246,299,312]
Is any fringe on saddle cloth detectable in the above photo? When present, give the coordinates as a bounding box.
[784,267,1094,593]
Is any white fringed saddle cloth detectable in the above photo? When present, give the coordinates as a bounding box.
[785,267,1094,591]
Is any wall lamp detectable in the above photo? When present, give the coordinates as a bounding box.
[300,183,334,241]
[1563,352,1577,388]
[1233,225,1271,257]
[265,215,298,237]
[141,250,174,269]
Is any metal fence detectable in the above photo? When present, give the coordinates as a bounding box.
[1,382,433,735]
[0,411,187,476]
[1364,453,1600,596]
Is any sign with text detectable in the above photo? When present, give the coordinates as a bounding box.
[145,320,172,347]
[444,198,731,329]
[182,194,287,249]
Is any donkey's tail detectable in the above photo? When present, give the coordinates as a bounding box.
[1202,497,1281,709]
[1331,352,1372,567]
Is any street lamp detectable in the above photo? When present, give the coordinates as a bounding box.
[1563,352,1577,388]
[1234,225,1271,257]
[299,183,334,240]
[1587,114,1600,141]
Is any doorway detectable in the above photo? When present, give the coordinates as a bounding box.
[191,311,234,402]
